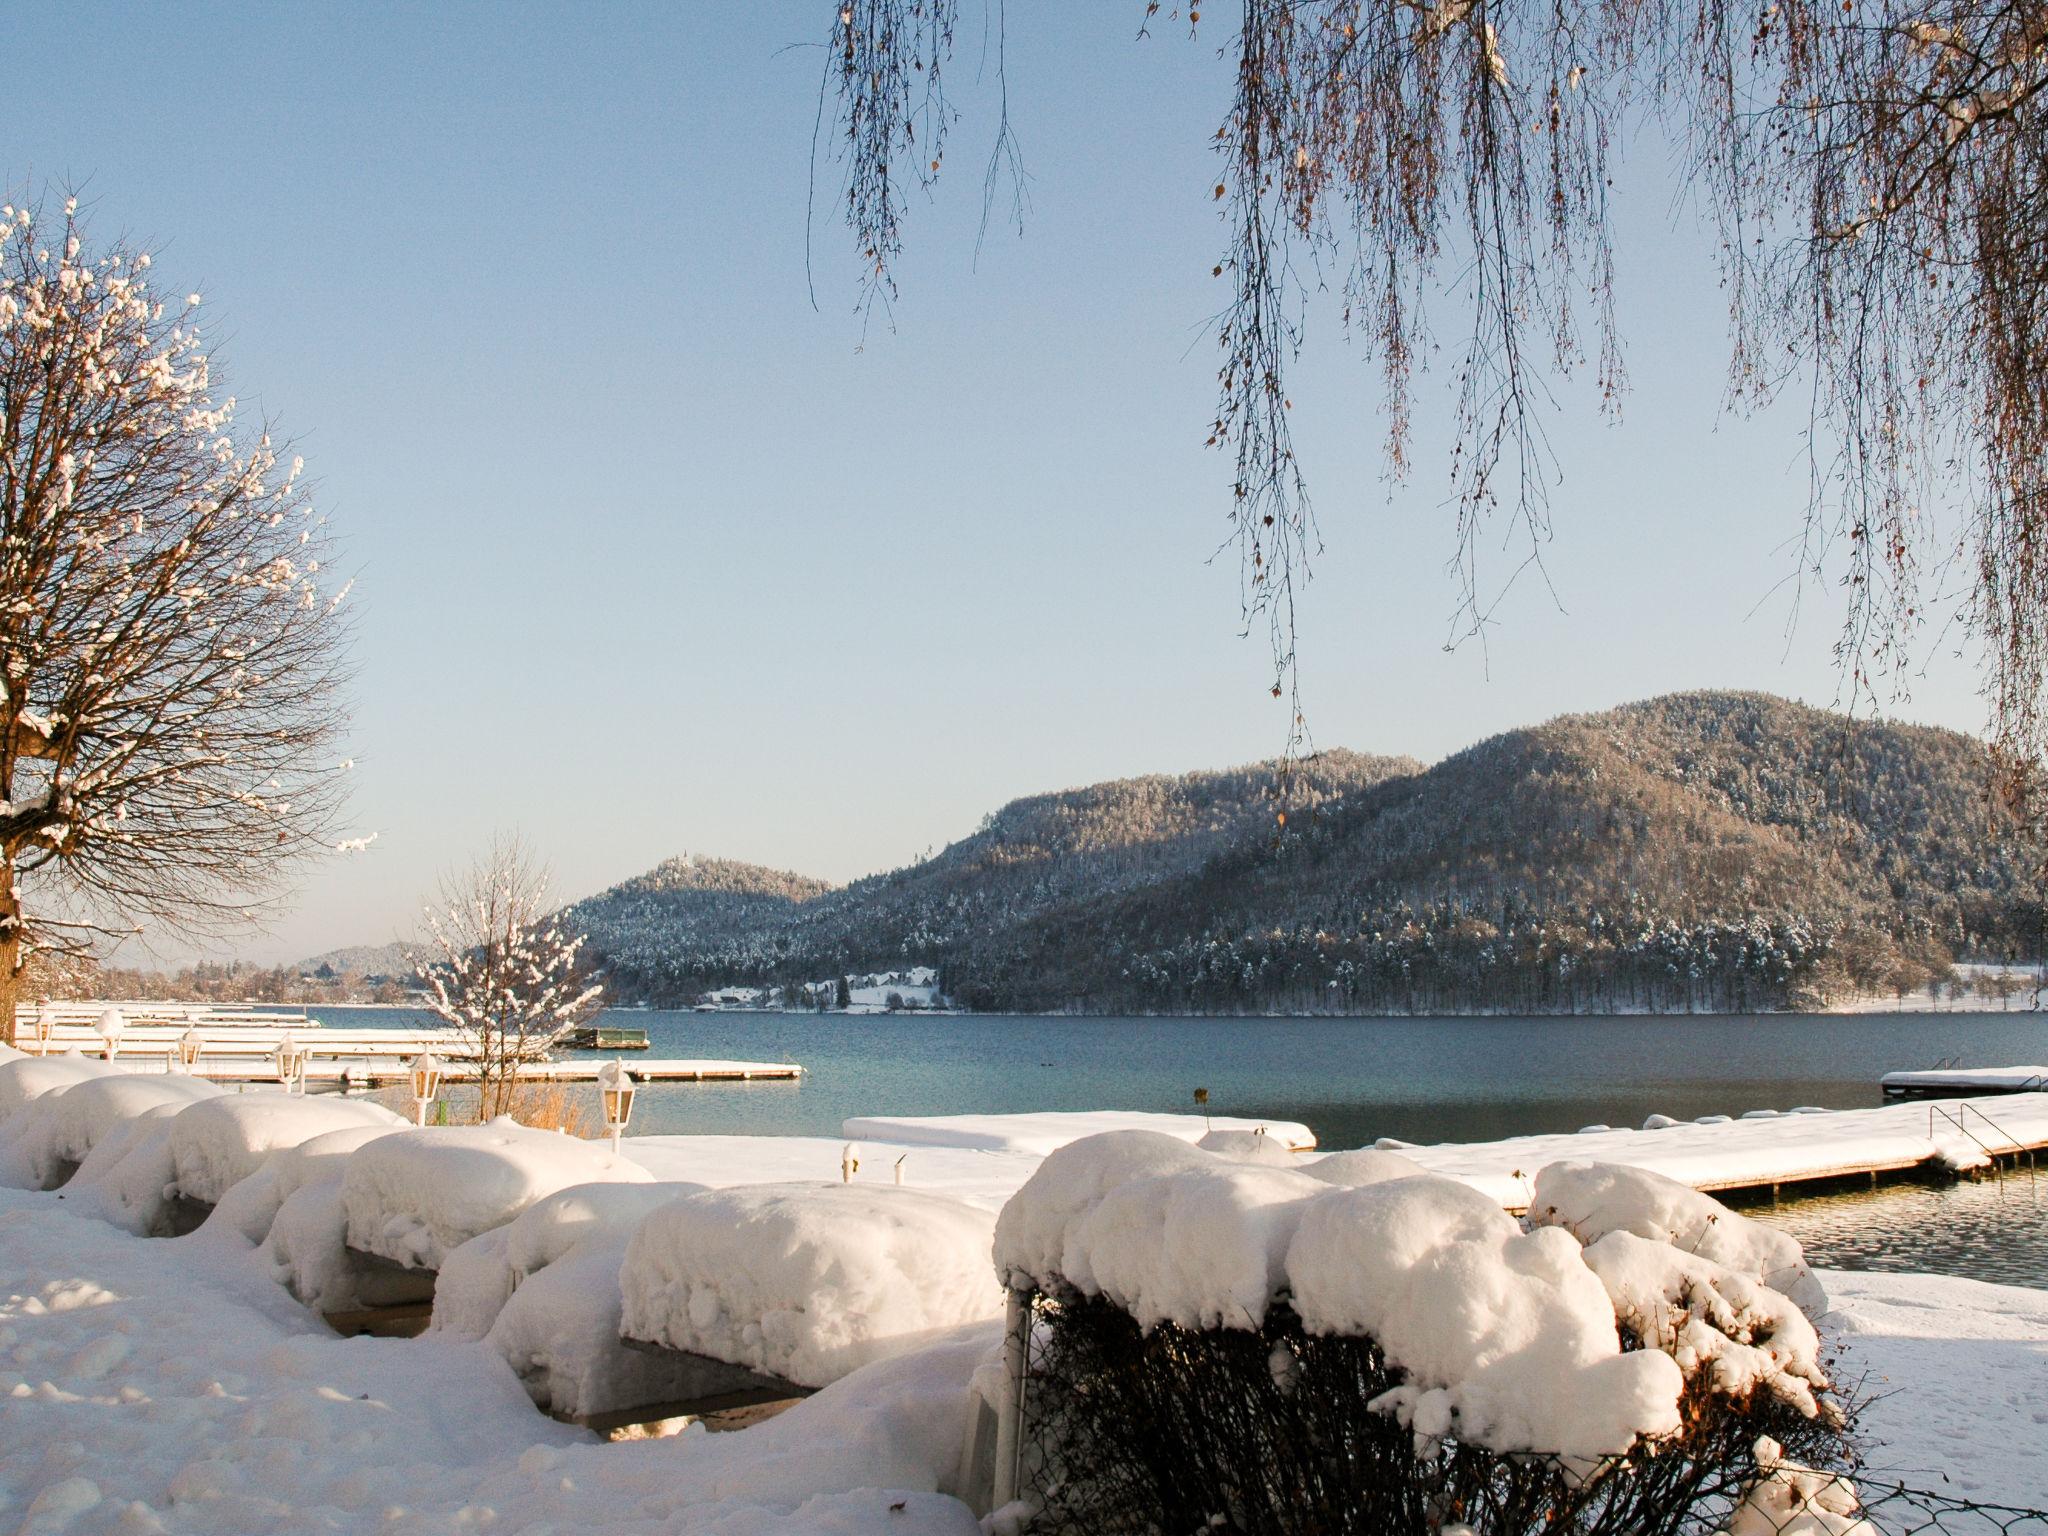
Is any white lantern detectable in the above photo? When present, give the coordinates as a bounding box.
[33,1003,56,1057]
[841,1142,861,1184]
[597,1060,636,1154]
[275,1032,309,1095]
[177,1028,205,1071]
[96,1006,126,1062]
[410,1052,443,1126]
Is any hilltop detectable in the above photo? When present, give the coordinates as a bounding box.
[570,693,2040,1013]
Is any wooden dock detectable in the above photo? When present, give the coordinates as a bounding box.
[1881,1065,2048,1099]
[11,1001,798,1091]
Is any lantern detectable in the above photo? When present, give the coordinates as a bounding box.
[597,1060,636,1154]
[96,1006,126,1062]
[177,1028,205,1072]
[33,1003,56,1057]
[275,1032,309,1095]
[841,1142,861,1184]
[409,1052,443,1126]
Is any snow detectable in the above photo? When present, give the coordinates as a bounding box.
[1581,1231,1827,1414]
[167,1092,404,1206]
[1286,1174,1686,1457]
[1526,1160,1828,1314]
[620,1134,1043,1213]
[343,1119,653,1270]
[484,1235,678,1417]
[265,1176,371,1310]
[0,1052,117,1121]
[1299,1147,1428,1186]
[620,1184,1003,1388]
[431,1182,701,1342]
[1195,1126,1299,1164]
[997,1131,1330,1330]
[210,1123,409,1246]
[842,1110,1317,1156]
[1395,1091,2048,1209]
[1821,1268,2048,1507]
[1722,1436,1874,1536]
[1882,1065,2048,1093]
[0,1186,988,1533]
[0,1073,221,1190]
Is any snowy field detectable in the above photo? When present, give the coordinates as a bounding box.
[2,1046,2045,1530]
[1,1185,2044,1532]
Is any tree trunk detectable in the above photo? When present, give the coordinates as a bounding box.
[0,868,21,1048]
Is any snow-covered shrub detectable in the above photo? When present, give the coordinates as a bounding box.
[1526,1160,1828,1314]
[998,1133,1854,1536]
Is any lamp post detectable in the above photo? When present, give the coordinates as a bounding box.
[409,1052,443,1127]
[96,1006,125,1063]
[176,1028,205,1074]
[33,1003,56,1057]
[275,1032,309,1095]
[597,1060,636,1155]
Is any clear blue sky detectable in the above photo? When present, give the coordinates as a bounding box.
[10,3,1986,965]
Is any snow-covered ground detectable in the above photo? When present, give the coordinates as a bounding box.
[1,1052,2043,1530]
[0,1188,986,1535]
[0,1189,2041,1532]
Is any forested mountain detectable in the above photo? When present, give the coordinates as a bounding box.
[563,857,834,1001]
[570,694,2044,1013]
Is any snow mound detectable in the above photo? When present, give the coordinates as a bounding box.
[168,1092,404,1206]
[992,1130,1212,1292]
[506,1179,703,1278]
[1196,1127,1298,1165]
[0,1053,115,1121]
[994,1130,1330,1330]
[485,1235,691,1417]
[1581,1231,1827,1414]
[1527,1161,1826,1314]
[431,1181,701,1341]
[343,1119,653,1270]
[0,1073,220,1190]
[842,1111,1316,1156]
[620,1183,1002,1389]
[431,1226,519,1338]
[57,1113,185,1235]
[1287,1175,1685,1457]
[265,1177,360,1310]
[1724,1436,1875,1536]
[207,1122,410,1247]
[1301,1147,1428,1187]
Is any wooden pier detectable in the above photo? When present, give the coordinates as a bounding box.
[10,1002,798,1091]
[1881,1065,2048,1099]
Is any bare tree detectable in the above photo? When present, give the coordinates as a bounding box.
[0,193,353,1043]
[417,837,603,1121]
[820,2,2048,779]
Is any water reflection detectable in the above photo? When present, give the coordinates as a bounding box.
[1744,1166,2048,1290]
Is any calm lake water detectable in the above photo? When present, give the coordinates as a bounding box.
[315,1005,2048,1286]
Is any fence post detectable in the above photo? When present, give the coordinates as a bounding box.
[991,1286,1030,1511]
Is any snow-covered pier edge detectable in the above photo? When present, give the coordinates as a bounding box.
[1392,1089,2048,1209]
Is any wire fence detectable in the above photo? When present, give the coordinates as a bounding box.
[1851,1480,2048,1536]
[1008,1288,2048,1536]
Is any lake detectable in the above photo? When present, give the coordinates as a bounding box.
[312,1005,2048,1286]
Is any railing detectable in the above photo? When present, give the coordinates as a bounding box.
[1930,1101,2038,1173]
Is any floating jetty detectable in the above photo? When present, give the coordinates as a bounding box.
[10,1002,797,1092]
[1881,1064,2048,1098]
[1399,1089,2048,1209]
